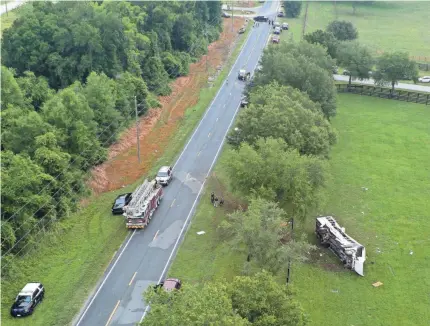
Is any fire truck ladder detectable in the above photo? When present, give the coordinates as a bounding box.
[125,179,156,218]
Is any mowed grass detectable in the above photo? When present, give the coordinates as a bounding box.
[294,94,430,326]
[0,24,252,326]
[170,94,430,325]
[279,1,430,58]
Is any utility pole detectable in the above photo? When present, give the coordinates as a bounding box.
[231,1,234,32]
[135,96,141,164]
[205,23,209,72]
[5,1,8,16]
[301,1,309,39]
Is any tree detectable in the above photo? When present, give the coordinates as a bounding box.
[16,71,55,110]
[326,20,358,41]
[225,138,328,219]
[219,198,316,274]
[230,270,308,326]
[283,1,302,18]
[142,271,308,326]
[304,30,338,58]
[1,66,25,110]
[336,41,373,85]
[142,282,249,326]
[256,49,337,118]
[228,82,337,157]
[373,51,418,91]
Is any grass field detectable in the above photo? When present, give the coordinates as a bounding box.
[279,1,430,58]
[0,24,252,326]
[170,94,430,325]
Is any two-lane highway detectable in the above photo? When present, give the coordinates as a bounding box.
[74,2,279,326]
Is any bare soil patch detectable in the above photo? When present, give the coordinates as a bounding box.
[89,18,246,194]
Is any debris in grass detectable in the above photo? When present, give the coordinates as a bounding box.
[361,187,369,191]
[196,231,206,235]
[409,250,413,255]
[331,289,339,293]
[388,265,395,276]
[372,281,383,287]
[361,211,365,215]
[376,248,382,254]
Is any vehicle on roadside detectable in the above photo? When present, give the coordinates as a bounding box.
[156,166,173,186]
[222,11,231,18]
[238,27,245,34]
[418,76,430,83]
[273,21,281,29]
[123,179,163,229]
[274,27,281,35]
[272,35,280,44]
[238,69,251,81]
[277,11,285,17]
[155,278,182,292]
[240,96,249,107]
[282,22,289,30]
[253,15,268,22]
[112,193,132,215]
[10,283,45,317]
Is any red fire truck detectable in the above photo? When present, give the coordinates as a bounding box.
[123,179,163,229]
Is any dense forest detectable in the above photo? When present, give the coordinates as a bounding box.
[1,1,223,264]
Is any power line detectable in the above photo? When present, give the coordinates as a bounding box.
[2,14,225,259]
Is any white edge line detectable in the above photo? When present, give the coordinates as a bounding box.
[172,23,254,171]
[75,230,136,326]
[76,22,254,326]
[141,100,243,323]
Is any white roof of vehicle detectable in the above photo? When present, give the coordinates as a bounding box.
[240,69,246,73]
[20,283,40,295]
[158,166,170,173]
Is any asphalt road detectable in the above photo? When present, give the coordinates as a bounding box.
[74,2,279,326]
[334,75,430,93]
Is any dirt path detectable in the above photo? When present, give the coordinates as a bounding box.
[88,18,246,195]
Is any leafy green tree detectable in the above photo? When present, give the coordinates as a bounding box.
[141,56,171,95]
[256,49,337,118]
[1,66,25,110]
[326,20,358,41]
[228,82,337,157]
[230,270,308,326]
[226,138,328,219]
[41,83,106,170]
[1,106,51,155]
[304,30,338,58]
[82,72,122,145]
[219,198,316,274]
[373,51,419,91]
[337,41,373,85]
[16,71,55,110]
[142,282,249,326]
[283,1,302,18]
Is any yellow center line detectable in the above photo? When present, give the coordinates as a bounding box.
[105,300,120,326]
[153,229,160,240]
[128,272,137,286]
[170,198,176,207]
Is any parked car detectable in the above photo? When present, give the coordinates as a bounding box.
[273,21,281,29]
[156,166,173,186]
[277,11,285,17]
[222,11,231,18]
[274,27,281,35]
[155,278,182,292]
[240,96,249,107]
[112,193,132,215]
[281,22,289,30]
[418,76,430,83]
[11,283,45,317]
[253,15,268,22]
[272,35,280,44]
[238,27,245,34]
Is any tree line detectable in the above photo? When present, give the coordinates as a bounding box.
[1,1,223,267]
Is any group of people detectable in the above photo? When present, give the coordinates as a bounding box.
[210,192,224,208]
[253,19,275,28]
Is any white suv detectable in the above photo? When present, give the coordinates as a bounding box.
[418,76,430,83]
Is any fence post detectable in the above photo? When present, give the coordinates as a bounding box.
[426,94,429,105]
[407,92,410,102]
[416,93,419,103]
